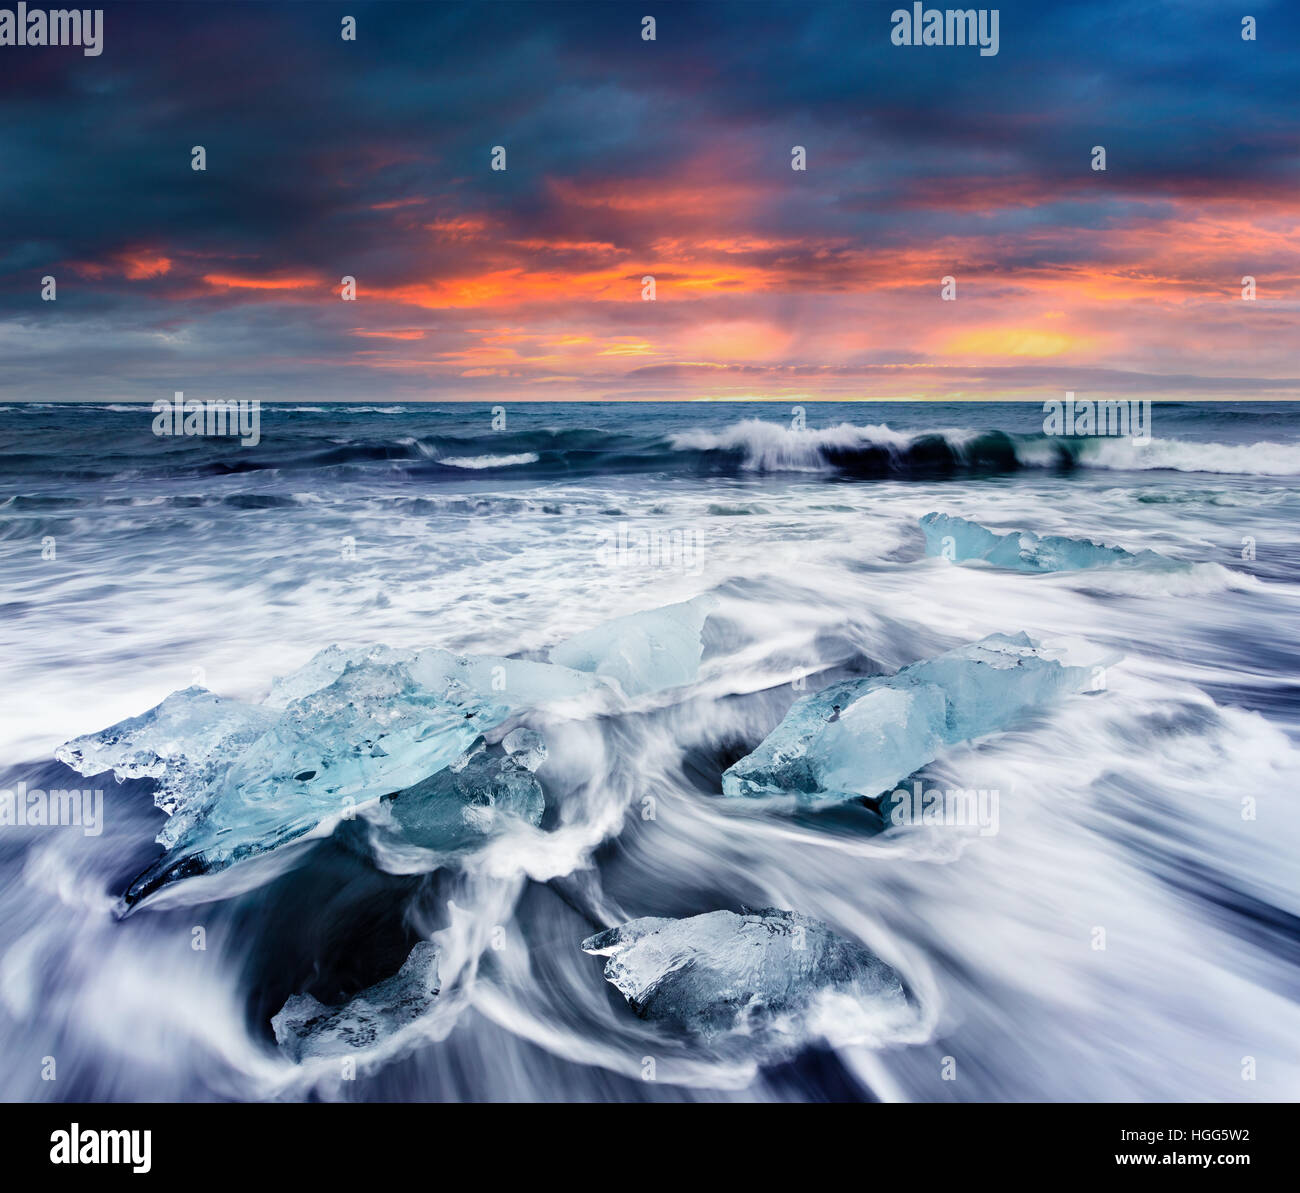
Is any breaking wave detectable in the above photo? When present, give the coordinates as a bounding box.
[671,419,1300,477]
[435,452,542,470]
[1082,436,1300,476]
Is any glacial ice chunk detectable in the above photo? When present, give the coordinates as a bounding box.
[265,644,596,710]
[722,632,1103,803]
[54,688,277,817]
[549,594,717,697]
[582,909,906,1039]
[382,733,546,853]
[920,511,1168,572]
[272,940,440,1062]
[55,645,595,906]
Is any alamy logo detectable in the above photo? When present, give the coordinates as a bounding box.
[594,521,704,571]
[883,782,1000,836]
[1043,394,1152,443]
[891,6,999,56]
[50,1124,151,1173]
[0,5,102,55]
[0,782,103,835]
[153,393,261,447]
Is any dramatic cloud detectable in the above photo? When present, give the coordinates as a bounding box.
[0,0,1296,401]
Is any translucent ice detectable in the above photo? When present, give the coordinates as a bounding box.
[56,645,594,905]
[722,632,1102,803]
[382,732,546,853]
[582,909,906,1039]
[265,643,596,710]
[54,688,277,819]
[920,511,1167,572]
[272,940,440,1062]
[549,594,717,697]
[501,726,547,773]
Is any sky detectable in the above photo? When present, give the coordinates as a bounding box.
[0,0,1297,403]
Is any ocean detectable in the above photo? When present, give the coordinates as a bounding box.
[1,399,1298,1101]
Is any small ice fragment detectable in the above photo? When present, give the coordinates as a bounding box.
[272,941,440,1063]
[722,631,1106,804]
[501,727,547,772]
[549,594,717,697]
[582,909,906,1040]
[920,511,1168,572]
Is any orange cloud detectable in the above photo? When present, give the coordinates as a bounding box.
[121,251,172,280]
[425,216,489,240]
[67,248,173,281]
[202,273,318,291]
[370,197,427,211]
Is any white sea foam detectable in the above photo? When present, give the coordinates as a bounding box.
[2,406,1298,1103]
[1082,436,1300,476]
[436,452,541,469]
[670,419,926,470]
